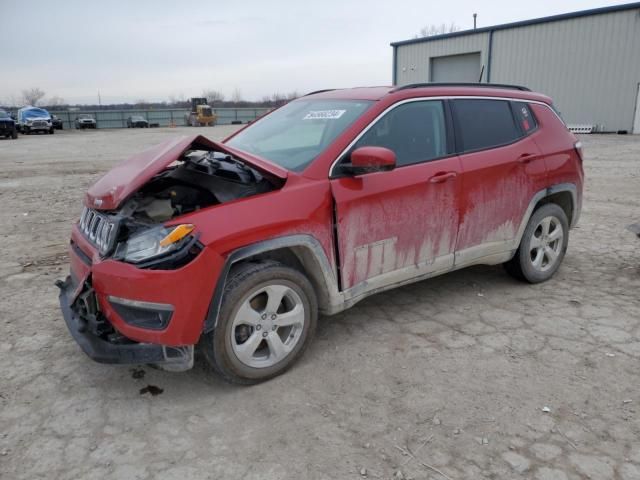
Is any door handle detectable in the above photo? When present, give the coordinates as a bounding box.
[518,153,538,164]
[428,172,457,183]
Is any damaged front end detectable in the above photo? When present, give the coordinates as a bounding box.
[83,139,282,268]
[57,135,285,369]
[57,276,194,370]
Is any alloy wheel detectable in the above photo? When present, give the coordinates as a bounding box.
[230,284,306,368]
[529,215,564,272]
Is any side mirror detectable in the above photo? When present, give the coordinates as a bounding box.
[344,146,396,175]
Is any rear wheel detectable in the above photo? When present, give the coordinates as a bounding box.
[11,128,17,139]
[201,261,317,384]
[505,203,569,283]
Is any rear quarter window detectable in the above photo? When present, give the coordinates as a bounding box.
[512,101,538,134]
[452,99,521,152]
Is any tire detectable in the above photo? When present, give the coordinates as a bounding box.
[11,128,17,139]
[201,260,318,384]
[505,203,569,283]
[49,128,54,134]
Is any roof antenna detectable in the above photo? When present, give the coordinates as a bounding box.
[473,13,477,29]
[478,64,485,82]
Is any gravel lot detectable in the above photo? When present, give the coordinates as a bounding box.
[0,127,639,480]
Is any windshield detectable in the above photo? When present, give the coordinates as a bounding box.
[226,99,372,172]
[0,110,8,119]
[22,108,50,119]
[79,114,92,119]
[132,116,145,121]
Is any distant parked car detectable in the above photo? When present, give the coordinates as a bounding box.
[0,109,18,139]
[75,114,96,129]
[51,115,64,130]
[127,115,149,128]
[17,106,54,134]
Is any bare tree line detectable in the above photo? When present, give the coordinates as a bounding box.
[2,87,300,110]
[2,87,67,108]
[416,23,460,38]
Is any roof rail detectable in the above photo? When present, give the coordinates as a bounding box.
[391,82,531,92]
[304,89,336,96]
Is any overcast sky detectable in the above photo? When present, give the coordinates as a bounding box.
[0,0,627,105]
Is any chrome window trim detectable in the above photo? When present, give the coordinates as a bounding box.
[328,95,563,177]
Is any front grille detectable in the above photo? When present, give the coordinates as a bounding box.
[79,207,118,254]
[32,120,47,127]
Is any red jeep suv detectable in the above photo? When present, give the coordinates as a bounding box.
[57,83,584,384]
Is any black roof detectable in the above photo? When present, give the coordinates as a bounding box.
[391,82,531,92]
[391,2,640,47]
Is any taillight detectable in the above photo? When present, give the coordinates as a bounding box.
[574,141,584,163]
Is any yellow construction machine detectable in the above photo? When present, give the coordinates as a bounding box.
[184,97,217,126]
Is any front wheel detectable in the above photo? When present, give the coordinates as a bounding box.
[505,203,569,283]
[201,261,318,384]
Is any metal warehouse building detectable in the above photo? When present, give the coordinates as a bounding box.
[391,2,640,133]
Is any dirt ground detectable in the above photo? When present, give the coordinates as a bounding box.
[0,127,639,480]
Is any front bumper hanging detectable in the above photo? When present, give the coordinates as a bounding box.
[56,276,193,370]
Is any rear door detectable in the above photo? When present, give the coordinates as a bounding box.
[330,100,462,291]
[452,98,547,265]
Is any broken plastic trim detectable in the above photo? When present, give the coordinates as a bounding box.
[108,296,174,330]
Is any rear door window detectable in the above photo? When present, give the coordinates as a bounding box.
[512,101,538,134]
[452,99,521,152]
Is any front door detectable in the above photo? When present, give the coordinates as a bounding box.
[330,100,462,291]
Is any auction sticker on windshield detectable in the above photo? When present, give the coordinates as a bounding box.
[303,110,346,120]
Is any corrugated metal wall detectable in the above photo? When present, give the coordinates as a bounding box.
[490,10,640,132]
[395,32,489,85]
[394,8,640,132]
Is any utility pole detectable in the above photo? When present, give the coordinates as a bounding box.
[98,90,102,109]
[473,13,477,29]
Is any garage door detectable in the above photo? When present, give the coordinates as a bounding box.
[430,53,481,83]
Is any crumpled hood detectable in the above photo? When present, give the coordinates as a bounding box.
[85,134,288,210]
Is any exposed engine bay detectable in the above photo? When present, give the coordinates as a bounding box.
[120,149,277,223]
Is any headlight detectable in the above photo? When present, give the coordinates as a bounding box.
[118,224,194,263]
